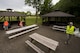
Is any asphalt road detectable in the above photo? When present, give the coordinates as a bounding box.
[0,25,80,53]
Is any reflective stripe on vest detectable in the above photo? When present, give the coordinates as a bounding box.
[66,25,75,35]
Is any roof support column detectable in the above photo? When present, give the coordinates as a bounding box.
[23,16,26,26]
[3,16,5,21]
[8,16,10,22]
[17,16,20,21]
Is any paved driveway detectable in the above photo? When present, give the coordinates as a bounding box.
[0,25,80,53]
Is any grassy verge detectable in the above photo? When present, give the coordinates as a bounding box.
[25,16,42,25]
[0,16,42,26]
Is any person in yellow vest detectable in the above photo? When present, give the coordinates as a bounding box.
[3,20,9,30]
[65,22,75,44]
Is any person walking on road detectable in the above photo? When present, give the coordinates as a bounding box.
[65,22,75,44]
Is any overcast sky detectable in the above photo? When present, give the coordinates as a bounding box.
[0,0,60,14]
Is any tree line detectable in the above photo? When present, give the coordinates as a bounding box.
[25,0,80,17]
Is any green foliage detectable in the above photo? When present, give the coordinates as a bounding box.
[25,16,42,25]
[25,0,54,23]
[25,0,43,23]
[25,0,43,12]
[26,11,32,16]
[25,0,54,15]
[53,0,80,16]
[40,0,53,15]
[0,16,42,26]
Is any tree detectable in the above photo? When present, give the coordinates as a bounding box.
[26,11,32,16]
[25,0,44,23]
[25,0,54,23]
[40,0,53,15]
[53,0,80,17]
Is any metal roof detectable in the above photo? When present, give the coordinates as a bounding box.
[0,11,26,17]
[42,11,75,18]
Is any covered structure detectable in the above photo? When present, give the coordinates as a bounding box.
[41,10,75,26]
[0,9,26,29]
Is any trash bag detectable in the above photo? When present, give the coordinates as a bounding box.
[74,28,80,38]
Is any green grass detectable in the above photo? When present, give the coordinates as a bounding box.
[0,17,18,22]
[0,16,42,26]
[25,16,42,25]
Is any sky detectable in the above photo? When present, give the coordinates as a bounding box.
[0,0,60,14]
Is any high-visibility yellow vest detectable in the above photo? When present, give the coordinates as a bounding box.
[66,25,75,35]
